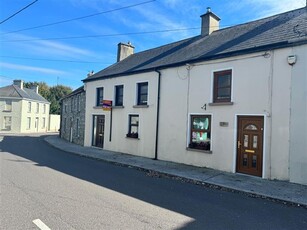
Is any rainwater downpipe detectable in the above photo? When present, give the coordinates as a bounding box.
[154,69,161,160]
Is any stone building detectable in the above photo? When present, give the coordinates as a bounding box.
[60,86,85,145]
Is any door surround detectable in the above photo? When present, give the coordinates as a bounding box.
[234,114,266,178]
[92,115,105,148]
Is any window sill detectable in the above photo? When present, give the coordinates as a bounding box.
[186,147,212,154]
[133,105,149,108]
[112,106,124,109]
[209,102,234,106]
[126,137,140,140]
[2,110,12,112]
[93,106,103,109]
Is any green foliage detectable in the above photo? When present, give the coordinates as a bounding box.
[24,81,72,115]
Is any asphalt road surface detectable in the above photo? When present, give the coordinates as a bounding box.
[1,134,306,230]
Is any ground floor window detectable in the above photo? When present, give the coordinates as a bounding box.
[189,115,211,151]
[127,114,139,138]
[27,117,31,130]
[3,116,12,131]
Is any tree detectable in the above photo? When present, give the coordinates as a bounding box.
[49,85,72,114]
[24,81,72,115]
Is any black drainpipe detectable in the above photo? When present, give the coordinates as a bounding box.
[154,69,161,160]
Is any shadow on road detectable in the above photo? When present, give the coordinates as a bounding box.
[1,135,306,229]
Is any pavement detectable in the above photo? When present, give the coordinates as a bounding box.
[45,134,307,207]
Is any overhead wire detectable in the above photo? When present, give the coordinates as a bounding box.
[0,0,156,35]
[0,55,110,64]
[0,0,39,25]
[0,27,201,42]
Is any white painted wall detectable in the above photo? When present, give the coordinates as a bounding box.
[289,44,307,185]
[84,72,158,158]
[84,46,302,182]
[157,51,291,180]
[48,114,60,132]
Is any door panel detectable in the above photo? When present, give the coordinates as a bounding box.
[236,116,264,177]
[93,115,104,148]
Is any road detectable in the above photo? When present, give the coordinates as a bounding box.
[0,134,306,230]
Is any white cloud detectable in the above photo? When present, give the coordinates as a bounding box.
[0,62,67,75]
[237,0,305,18]
[1,33,95,59]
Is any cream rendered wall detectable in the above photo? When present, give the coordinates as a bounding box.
[157,51,291,180]
[289,44,307,185]
[84,72,158,158]
[0,99,22,132]
[20,100,50,133]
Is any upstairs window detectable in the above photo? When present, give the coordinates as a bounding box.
[213,70,232,103]
[4,100,12,112]
[96,87,104,106]
[137,82,148,105]
[189,115,211,151]
[43,104,46,114]
[36,103,39,113]
[77,94,81,111]
[28,102,31,113]
[115,85,124,106]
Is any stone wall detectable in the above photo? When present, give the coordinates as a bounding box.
[60,89,85,146]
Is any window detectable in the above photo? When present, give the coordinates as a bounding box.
[64,118,67,130]
[213,70,232,103]
[76,118,79,136]
[137,82,148,105]
[4,100,12,111]
[64,104,67,113]
[71,98,73,112]
[96,87,104,106]
[189,115,211,151]
[43,104,46,114]
[27,117,31,129]
[28,102,31,113]
[42,118,46,128]
[77,94,81,111]
[36,103,39,113]
[127,115,139,138]
[3,116,12,131]
[115,85,124,106]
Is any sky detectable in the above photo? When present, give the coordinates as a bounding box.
[0,0,306,90]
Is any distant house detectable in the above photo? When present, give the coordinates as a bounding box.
[60,86,85,145]
[0,80,50,133]
[80,7,307,185]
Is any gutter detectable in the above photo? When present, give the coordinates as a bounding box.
[154,69,161,160]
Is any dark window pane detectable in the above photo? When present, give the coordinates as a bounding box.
[218,75,231,87]
[217,88,231,98]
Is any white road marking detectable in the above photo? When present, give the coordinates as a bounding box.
[33,219,51,230]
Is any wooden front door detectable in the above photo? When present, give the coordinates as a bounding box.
[93,115,105,148]
[236,116,264,177]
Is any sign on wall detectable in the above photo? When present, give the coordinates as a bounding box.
[102,100,112,111]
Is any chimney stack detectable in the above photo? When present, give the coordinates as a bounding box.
[200,7,220,36]
[117,42,134,62]
[31,85,39,94]
[13,80,24,90]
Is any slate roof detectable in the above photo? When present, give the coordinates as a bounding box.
[0,84,49,103]
[61,86,84,100]
[84,7,307,82]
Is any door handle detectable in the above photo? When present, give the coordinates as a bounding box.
[237,141,241,149]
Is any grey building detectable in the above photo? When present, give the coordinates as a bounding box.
[60,86,85,146]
